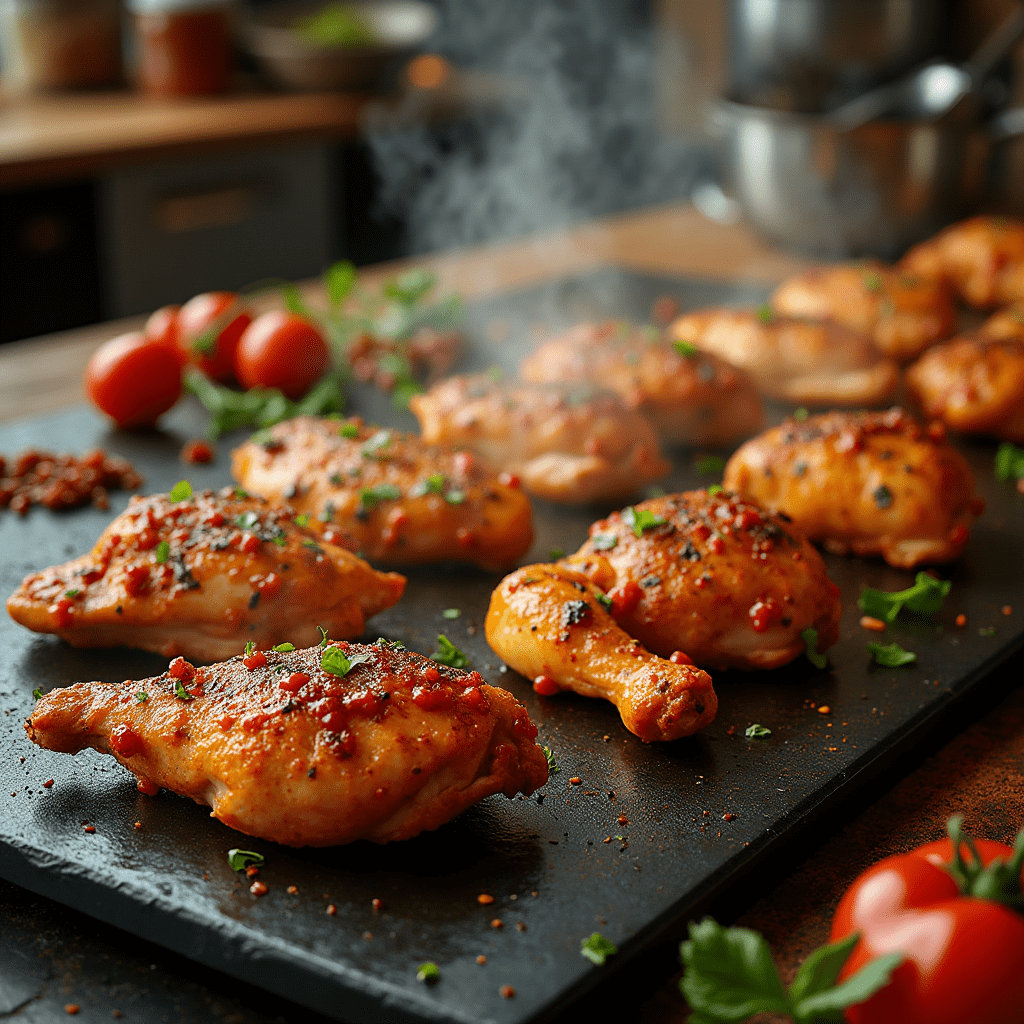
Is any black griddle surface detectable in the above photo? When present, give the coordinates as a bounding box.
[2,269,1023,1024]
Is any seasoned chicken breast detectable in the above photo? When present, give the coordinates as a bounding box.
[25,639,548,847]
[6,487,405,662]
[231,416,533,571]
[978,303,1024,342]
[771,260,956,363]
[561,491,842,671]
[901,215,1024,308]
[518,320,764,444]
[667,308,900,407]
[410,374,669,505]
[485,563,717,742]
[724,409,985,568]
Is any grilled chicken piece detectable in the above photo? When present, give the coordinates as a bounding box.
[231,416,533,571]
[668,308,900,407]
[410,374,669,505]
[561,491,841,671]
[6,488,404,662]
[724,409,985,568]
[907,334,1024,443]
[771,260,955,363]
[900,215,1024,308]
[518,321,763,444]
[25,640,548,847]
[978,303,1024,342]
[485,563,716,741]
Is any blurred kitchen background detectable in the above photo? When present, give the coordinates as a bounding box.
[2,0,1024,344]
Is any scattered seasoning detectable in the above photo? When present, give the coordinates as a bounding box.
[326,904,337,916]
[372,898,384,911]
[723,813,736,821]
[430,634,469,668]
[596,593,613,612]
[64,1005,80,1016]
[817,705,831,715]
[320,647,372,677]
[744,724,771,739]
[417,962,440,984]
[340,422,360,439]
[477,893,495,905]
[580,932,618,965]
[180,440,214,464]
[801,627,827,669]
[173,679,192,701]
[867,641,916,667]
[979,626,996,637]
[32,687,43,700]
[228,849,265,872]
[793,407,809,422]
[499,985,515,999]
[617,814,628,825]
[43,779,54,789]
[287,886,299,894]
[491,918,503,929]
[707,484,723,496]
[0,448,141,516]
[860,616,886,632]
[133,821,141,828]
[476,955,487,965]
[83,825,96,834]
[516,922,527,932]
[569,777,582,785]
[994,440,1024,482]
[1003,605,1013,616]
[956,613,967,627]
[249,881,268,896]
[590,532,617,550]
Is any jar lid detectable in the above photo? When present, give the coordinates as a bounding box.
[127,0,231,13]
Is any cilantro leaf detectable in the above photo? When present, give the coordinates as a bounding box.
[745,723,771,739]
[340,422,360,439]
[358,483,402,510]
[801,627,827,670]
[673,339,697,357]
[858,572,951,623]
[320,647,372,677]
[543,746,560,773]
[135,691,148,703]
[430,634,468,668]
[995,441,1024,481]
[622,506,666,538]
[155,540,170,564]
[244,641,256,657]
[228,849,264,872]
[360,430,391,458]
[580,932,617,966]
[169,480,192,502]
[708,484,723,496]
[32,687,43,700]
[755,304,774,325]
[324,260,357,308]
[173,679,192,701]
[293,513,310,527]
[695,455,726,476]
[272,643,295,652]
[597,593,613,612]
[867,641,916,667]
[794,407,809,422]
[416,962,440,984]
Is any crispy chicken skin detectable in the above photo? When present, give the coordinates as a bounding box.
[724,409,985,569]
[485,563,716,741]
[6,488,404,662]
[231,416,533,570]
[771,260,956,363]
[900,215,1024,308]
[561,492,841,671]
[518,321,764,444]
[979,303,1024,342]
[25,640,548,846]
[410,374,669,505]
[668,308,900,407]
[907,334,1024,443]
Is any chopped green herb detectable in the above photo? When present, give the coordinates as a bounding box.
[32,687,43,700]
[646,484,667,499]
[622,506,666,538]
[234,487,249,499]
[227,849,264,872]
[244,641,256,657]
[320,647,372,677]
[135,691,148,703]
[173,679,192,701]
[411,472,446,497]
[374,637,405,650]
[549,547,565,560]
[64,588,80,598]
[867,641,916,667]
[793,407,809,422]
[293,513,310,527]
[360,430,391,458]
[673,339,697,357]
[272,643,295,652]
[695,455,726,475]
[858,572,951,623]
[441,608,460,619]
[319,501,336,523]
[755,304,774,325]
[358,483,402,510]
[745,723,771,738]
[270,532,287,547]
[543,746,560,773]
[444,489,465,505]
[302,539,322,552]
[169,480,192,502]
[324,259,357,308]
[801,627,827,670]
[863,270,883,292]
[995,441,1024,482]
[979,626,996,637]
[235,510,260,531]
[707,484,723,496]
[597,593,613,612]
[591,533,618,550]
[340,422,360,439]
[317,627,330,648]
[580,932,618,966]
[431,634,468,668]
[416,962,440,984]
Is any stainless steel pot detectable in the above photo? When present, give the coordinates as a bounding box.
[710,95,1023,259]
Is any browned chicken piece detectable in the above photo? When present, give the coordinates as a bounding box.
[900,215,1024,308]
[7,488,405,663]
[978,303,1024,341]
[771,260,956,363]
[560,491,841,671]
[409,374,669,505]
[518,321,764,444]
[667,308,900,407]
[906,334,1024,443]
[25,639,548,847]
[485,563,716,741]
[724,409,985,568]
[231,416,533,571]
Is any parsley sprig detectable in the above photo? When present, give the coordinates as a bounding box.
[320,647,372,677]
[801,627,827,670]
[995,441,1024,483]
[867,641,916,667]
[430,635,469,668]
[858,572,950,623]
[580,932,617,966]
[622,506,666,538]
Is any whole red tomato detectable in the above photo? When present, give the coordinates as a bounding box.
[831,823,1024,1024]
[144,304,182,358]
[177,292,252,381]
[85,331,182,428]
[234,310,330,399]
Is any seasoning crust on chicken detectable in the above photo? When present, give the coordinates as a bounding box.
[6,488,405,663]
[25,640,549,847]
[724,409,985,569]
[771,260,956,363]
[410,374,669,505]
[667,308,900,407]
[485,563,717,742]
[518,321,764,444]
[231,416,533,570]
[561,491,842,671]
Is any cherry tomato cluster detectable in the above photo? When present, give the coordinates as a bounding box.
[85,291,330,428]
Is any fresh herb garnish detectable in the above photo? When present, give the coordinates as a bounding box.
[272,643,295,652]
[673,339,697,357]
[135,691,148,703]
[444,489,465,505]
[293,513,310,527]
[858,572,951,623]
[549,547,565,560]
[340,422,359,439]
[622,506,666,538]
[270,532,287,547]
[867,641,917,667]
[707,484,723,496]
[64,589,80,598]
[360,430,391,458]
[441,608,460,619]
[358,483,402,510]
[32,687,43,700]
[755,304,774,325]
[228,849,265,872]
[597,593,613,612]
[580,932,618,966]
[794,407,809,422]
[863,270,883,292]
[416,962,440,984]
[374,637,405,650]
[173,679,192,701]
[244,641,256,657]
[169,480,192,502]
[745,723,771,738]
[995,441,1024,482]
[591,533,618,550]
[431,634,468,668]
[801,627,827,670]
[316,627,330,648]
[320,647,372,677]
[695,455,726,475]
[543,746,560,773]
[154,540,170,564]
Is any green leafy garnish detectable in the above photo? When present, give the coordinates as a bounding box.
[64,589,80,598]
[358,483,402,510]
[169,480,192,502]
[135,691,148,703]
[340,422,360,439]
[597,593,613,612]
[543,746,560,773]
[155,541,170,564]
[173,679,192,701]
[295,2,376,45]
[995,441,1024,482]
[794,407,809,422]
[293,513,310,528]
[707,484,723,496]
[317,627,330,649]
[324,259,358,308]
[863,270,883,292]
[360,430,392,458]
[272,643,295,653]
[622,506,666,538]
[801,627,827,670]
[867,641,916,667]
[270,532,287,547]
[32,688,43,700]
[244,641,256,657]
[591,533,618,551]
[430,635,468,668]
[858,572,951,623]
[680,918,902,1024]
[228,849,265,872]
[416,962,440,984]
[320,647,372,677]
[580,932,617,966]
[673,340,697,357]
[442,608,460,619]
[695,455,726,475]
[755,304,774,325]
[549,547,565,560]
[745,723,771,739]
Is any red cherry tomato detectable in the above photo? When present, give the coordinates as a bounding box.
[177,292,252,381]
[234,310,330,399]
[85,331,182,428]
[143,304,181,353]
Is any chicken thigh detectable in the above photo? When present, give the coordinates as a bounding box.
[771,260,955,362]
[410,374,669,505]
[7,487,405,662]
[724,409,985,568]
[518,321,764,444]
[667,308,900,407]
[485,563,717,741]
[561,491,842,671]
[231,416,533,570]
[25,640,548,846]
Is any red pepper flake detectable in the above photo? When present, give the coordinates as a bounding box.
[617,814,628,825]
[371,898,384,912]
[245,865,260,878]
[477,894,495,905]
[1002,605,1013,616]
[65,1005,81,1016]
[491,918,504,929]
[137,779,160,796]
[515,921,527,932]
[249,881,268,897]
[287,886,298,894]
[476,955,487,965]
[723,813,736,821]
[860,616,886,632]
[83,825,96,833]
[326,904,337,916]
[498,471,521,489]
[669,650,694,665]
[532,675,560,696]
[569,777,582,785]
[499,985,515,999]
[134,822,142,829]
[243,651,267,671]
[956,613,967,627]
[181,440,214,464]
[42,779,54,789]
[817,705,831,715]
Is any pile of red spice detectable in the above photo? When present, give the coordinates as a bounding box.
[0,449,142,515]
